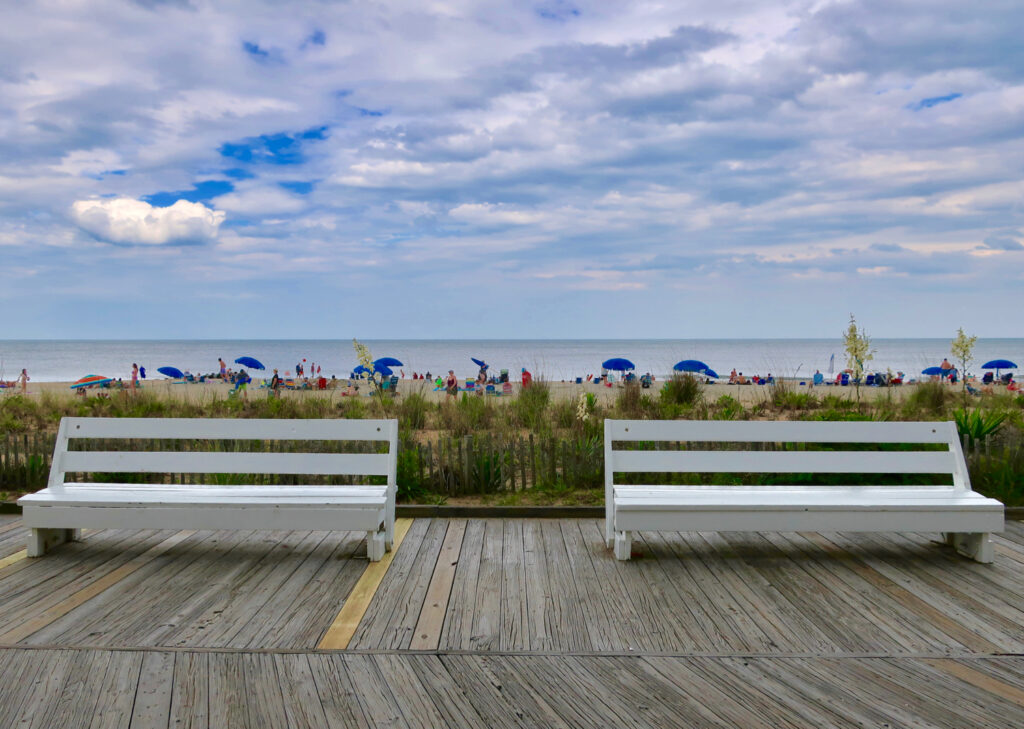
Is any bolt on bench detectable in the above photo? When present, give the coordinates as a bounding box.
[18,417,398,561]
[605,420,1004,562]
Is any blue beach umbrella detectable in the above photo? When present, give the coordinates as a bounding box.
[373,357,403,368]
[157,366,184,379]
[921,366,944,376]
[602,358,635,371]
[375,364,394,377]
[982,359,1016,370]
[235,356,265,370]
[471,357,488,370]
[705,369,719,379]
[353,365,370,376]
[673,359,711,374]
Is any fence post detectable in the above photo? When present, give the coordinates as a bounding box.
[519,438,527,491]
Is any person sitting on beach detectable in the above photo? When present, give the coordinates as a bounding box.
[445,370,458,397]
[737,372,748,385]
[729,368,738,384]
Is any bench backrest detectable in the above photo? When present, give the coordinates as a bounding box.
[48,417,398,493]
[605,420,970,515]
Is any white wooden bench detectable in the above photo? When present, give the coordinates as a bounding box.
[18,417,398,561]
[604,420,1004,563]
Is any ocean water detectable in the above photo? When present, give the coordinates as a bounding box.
[1,339,1021,384]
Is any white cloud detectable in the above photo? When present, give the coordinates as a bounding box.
[449,203,545,225]
[212,188,307,215]
[70,198,225,245]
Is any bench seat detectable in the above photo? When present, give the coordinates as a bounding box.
[605,420,1005,563]
[614,486,1003,533]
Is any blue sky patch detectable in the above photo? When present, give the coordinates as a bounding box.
[242,41,269,59]
[219,126,328,166]
[279,180,314,195]
[143,180,234,206]
[223,168,254,180]
[908,92,962,111]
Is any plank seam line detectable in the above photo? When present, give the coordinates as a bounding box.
[2,645,1019,659]
[317,518,414,650]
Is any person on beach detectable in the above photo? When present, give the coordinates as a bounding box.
[445,370,458,397]
[131,363,139,393]
[18,368,29,394]
[521,368,533,388]
[270,369,281,397]
[219,358,227,378]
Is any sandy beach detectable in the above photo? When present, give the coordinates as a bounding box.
[10,376,942,407]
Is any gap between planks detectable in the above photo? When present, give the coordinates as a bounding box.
[318,518,414,650]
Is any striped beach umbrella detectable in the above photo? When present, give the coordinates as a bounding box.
[70,374,113,389]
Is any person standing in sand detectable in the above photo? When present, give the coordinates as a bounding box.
[131,363,139,393]
[18,368,29,394]
[270,369,281,398]
[219,358,227,378]
[445,370,458,397]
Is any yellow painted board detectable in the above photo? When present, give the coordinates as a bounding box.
[318,518,413,650]
[0,550,27,572]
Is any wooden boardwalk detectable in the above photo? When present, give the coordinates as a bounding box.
[1,515,1022,727]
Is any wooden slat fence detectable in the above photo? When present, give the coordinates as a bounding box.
[0,430,1020,498]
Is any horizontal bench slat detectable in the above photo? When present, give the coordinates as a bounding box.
[21,486,386,507]
[60,417,397,441]
[611,449,956,475]
[60,451,391,476]
[607,420,954,443]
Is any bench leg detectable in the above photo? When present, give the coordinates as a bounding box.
[605,519,614,549]
[613,531,632,561]
[385,519,394,552]
[944,532,994,564]
[27,528,79,557]
[367,530,386,562]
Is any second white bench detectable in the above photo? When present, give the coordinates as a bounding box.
[19,417,398,561]
[605,420,1004,562]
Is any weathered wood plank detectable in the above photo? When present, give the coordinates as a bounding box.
[499,519,527,652]
[0,530,196,644]
[41,529,250,647]
[249,531,364,649]
[410,520,466,651]
[89,650,144,729]
[521,519,552,651]
[168,652,209,729]
[273,654,331,728]
[318,518,414,650]
[306,654,370,728]
[207,653,248,729]
[439,519,484,650]
[344,518,429,649]
[129,651,175,729]
[539,518,591,652]
[469,519,504,651]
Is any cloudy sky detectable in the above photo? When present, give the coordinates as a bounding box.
[2,0,1022,339]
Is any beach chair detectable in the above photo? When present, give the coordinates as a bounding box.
[813,373,824,386]
[502,382,513,396]
[865,374,875,386]
[485,384,496,395]
[840,373,850,386]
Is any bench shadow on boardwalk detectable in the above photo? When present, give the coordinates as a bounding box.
[1,512,1023,727]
